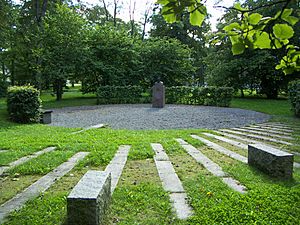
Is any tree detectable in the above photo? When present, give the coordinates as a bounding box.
[43,3,88,100]
[157,0,299,75]
[139,37,196,87]
[81,26,142,93]
[150,12,209,85]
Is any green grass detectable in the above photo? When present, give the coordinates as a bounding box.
[1,92,300,224]
[231,97,293,116]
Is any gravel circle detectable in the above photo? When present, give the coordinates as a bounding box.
[49,104,271,130]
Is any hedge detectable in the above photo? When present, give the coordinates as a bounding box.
[166,86,234,107]
[96,85,234,107]
[7,86,42,123]
[96,86,150,104]
[288,80,300,117]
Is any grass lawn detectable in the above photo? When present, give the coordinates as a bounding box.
[0,91,299,225]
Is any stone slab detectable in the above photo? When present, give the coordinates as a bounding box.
[248,144,293,179]
[222,177,247,194]
[250,125,293,133]
[0,147,57,176]
[105,145,130,193]
[176,139,225,177]
[215,131,300,163]
[154,161,185,193]
[191,135,248,163]
[232,128,294,140]
[203,133,248,150]
[176,139,247,193]
[72,124,106,134]
[0,152,89,223]
[151,143,193,219]
[169,193,193,219]
[67,170,111,225]
[220,129,293,146]
[261,123,300,130]
[151,143,169,161]
[245,126,292,136]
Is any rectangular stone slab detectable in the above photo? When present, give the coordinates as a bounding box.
[67,170,111,225]
[248,144,294,179]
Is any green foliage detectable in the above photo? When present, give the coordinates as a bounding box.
[166,86,234,107]
[158,0,207,27]
[96,86,149,104]
[43,4,88,100]
[7,86,41,123]
[157,0,300,75]
[288,79,300,117]
[140,38,196,87]
[81,26,142,93]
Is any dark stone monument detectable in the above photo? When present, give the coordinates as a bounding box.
[248,143,293,179]
[41,110,53,124]
[152,81,165,108]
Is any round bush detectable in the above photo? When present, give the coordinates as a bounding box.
[7,86,42,123]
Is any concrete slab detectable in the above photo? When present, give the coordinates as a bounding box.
[220,129,293,146]
[151,143,193,219]
[231,128,294,140]
[105,145,130,193]
[203,133,248,150]
[250,125,293,133]
[176,139,225,177]
[0,147,57,176]
[245,126,292,136]
[191,135,248,163]
[169,193,193,220]
[176,139,247,194]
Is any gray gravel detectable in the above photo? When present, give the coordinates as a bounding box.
[49,104,271,130]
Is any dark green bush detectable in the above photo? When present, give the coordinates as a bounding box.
[7,86,42,123]
[96,86,150,104]
[0,81,8,97]
[166,86,234,107]
[288,80,300,117]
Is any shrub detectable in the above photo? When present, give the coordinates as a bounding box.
[0,81,8,97]
[166,86,234,107]
[288,80,300,117]
[96,86,150,104]
[7,86,42,123]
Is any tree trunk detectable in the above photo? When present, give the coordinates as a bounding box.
[113,0,117,27]
[2,62,5,81]
[101,0,109,21]
[240,88,244,98]
[11,60,15,86]
[55,79,63,101]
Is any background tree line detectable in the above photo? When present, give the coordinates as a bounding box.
[0,0,299,101]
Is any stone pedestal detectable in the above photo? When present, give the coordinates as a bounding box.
[248,144,293,179]
[152,82,165,108]
[42,110,52,124]
[67,170,111,225]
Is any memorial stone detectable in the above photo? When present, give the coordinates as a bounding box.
[152,81,165,108]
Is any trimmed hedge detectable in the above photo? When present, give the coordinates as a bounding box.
[96,86,150,104]
[7,86,42,123]
[96,85,234,107]
[166,86,234,107]
[288,80,300,117]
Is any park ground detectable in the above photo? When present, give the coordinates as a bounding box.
[0,89,299,225]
